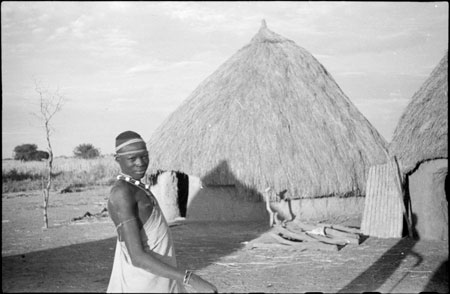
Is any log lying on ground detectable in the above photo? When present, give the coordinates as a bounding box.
[286,220,361,235]
[278,224,349,246]
[283,220,361,245]
[272,220,361,246]
[272,225,320,243]
[317,223,362,235]
[269,231,339,251]
[323,227,360,245]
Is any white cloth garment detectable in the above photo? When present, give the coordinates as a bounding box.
[107,194,185,293]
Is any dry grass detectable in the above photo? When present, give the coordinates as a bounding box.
[389,52,448,174]
[147,20,388,200]
[2,156,120,193]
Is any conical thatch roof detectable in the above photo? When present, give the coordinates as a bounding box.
[147,20,388,199]
[389,52,448,175]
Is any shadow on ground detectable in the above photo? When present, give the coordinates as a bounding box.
[2,237,116,292]
[338,237,420,293]
[1,221,267,292]
[423,259,449,293]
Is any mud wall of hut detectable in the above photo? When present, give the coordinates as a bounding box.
[269,196,365,222]
[186,176,267,221]
[150,172,366,223]
[408,159,448,240]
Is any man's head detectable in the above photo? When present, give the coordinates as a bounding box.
[114,131,149,179]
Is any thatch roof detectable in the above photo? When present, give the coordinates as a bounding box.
[147,20,388,199]
[389,52,448,175]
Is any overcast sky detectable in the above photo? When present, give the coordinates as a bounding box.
[1,1,448,158]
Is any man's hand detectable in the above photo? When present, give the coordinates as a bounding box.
[188,273,218,293]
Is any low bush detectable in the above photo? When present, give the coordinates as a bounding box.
[2,168,43,182]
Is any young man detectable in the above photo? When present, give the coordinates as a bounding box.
[107,131,217,293]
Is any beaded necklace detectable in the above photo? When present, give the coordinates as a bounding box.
[116,173,158,206]
[116,173,151,192]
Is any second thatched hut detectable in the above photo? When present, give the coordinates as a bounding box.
[389,52,448,240]
[146,21,388,222]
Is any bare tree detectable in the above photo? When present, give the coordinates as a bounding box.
[33,79,64,228]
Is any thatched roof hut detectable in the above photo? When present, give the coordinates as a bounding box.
[389,52,448,174]
[388,52,448,240]
[147,20,388,200]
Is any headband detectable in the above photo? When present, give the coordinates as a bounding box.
[115,138,146,152]
[116,149,148,156]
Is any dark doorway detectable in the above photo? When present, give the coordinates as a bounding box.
[176,172,189,217]
[445,174,448,202]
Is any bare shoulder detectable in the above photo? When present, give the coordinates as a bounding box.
[109,180,136,209]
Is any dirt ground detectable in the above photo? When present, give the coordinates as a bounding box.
[2,187,448,293]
